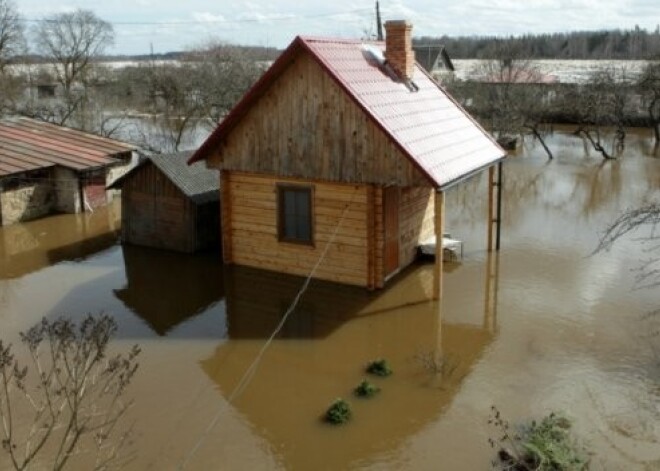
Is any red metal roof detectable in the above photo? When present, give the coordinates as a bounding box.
[0,118,136,177]
[190,36,505,189]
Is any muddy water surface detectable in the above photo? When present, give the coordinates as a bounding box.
[0,129,659,470]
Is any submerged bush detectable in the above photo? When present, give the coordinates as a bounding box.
[325,398,352,425]
[366,359,393,377]
[354,379,380,398]
[489,406,589,470]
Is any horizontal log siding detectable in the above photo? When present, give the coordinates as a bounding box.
[398,187,435,268]
[209,52,428,187]
[227,172,369,286]
[374,187,385,288]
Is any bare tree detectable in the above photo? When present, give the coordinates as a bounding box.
[120,41,265,153]
[638,62,660,148]
[28,10,114,130]
[0,315,139,470]
[0,0,24,73]
[596,204,660,290]
[0,0,24,117]
[185,41,265,125]
[33,9,114,93]
[564,67,634,159]
[470,45,556,159]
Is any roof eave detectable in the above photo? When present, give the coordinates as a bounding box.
[437,155,507,192]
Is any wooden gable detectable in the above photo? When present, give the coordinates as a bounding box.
[207,51,430,187]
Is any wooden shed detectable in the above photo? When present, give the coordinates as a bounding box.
[190,21,505,297]
[110,152,220,253]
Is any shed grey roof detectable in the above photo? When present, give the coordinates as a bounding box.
[111,151,219,204]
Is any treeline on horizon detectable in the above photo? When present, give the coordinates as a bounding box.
[415,27,660,60]
[14,45,281,64]
[11,28,660,63]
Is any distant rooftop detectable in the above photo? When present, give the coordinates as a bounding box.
[0,118,135,177]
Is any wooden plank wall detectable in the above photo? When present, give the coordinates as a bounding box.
[121,163,194,252]
[209,53,428,187]
[398,186,435,268]
[226,172,369,286]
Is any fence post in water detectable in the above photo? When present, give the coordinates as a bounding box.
[496,162,503,251]
[487,166,495,251]
[487,163,504,252]
[433,190,445,301]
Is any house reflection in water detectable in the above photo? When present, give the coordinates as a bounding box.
[200,261,498,469]
[114,245,225,337]
[0,204,120,280]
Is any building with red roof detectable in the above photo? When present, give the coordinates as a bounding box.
[190,21,505,295]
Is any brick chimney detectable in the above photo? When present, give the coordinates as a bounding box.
[384,20,414,81]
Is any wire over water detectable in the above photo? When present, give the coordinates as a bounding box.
[178,188,360,470]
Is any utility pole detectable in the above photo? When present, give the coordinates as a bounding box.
[376,1,383,41]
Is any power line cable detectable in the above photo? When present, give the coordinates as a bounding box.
[176,188,360,470]
[18,8,373,27]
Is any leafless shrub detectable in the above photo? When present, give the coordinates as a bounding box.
[0,315,139,470]
[412,350,460,387]
[596,203,660,290]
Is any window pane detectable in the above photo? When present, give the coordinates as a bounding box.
[285,191,296,217]
[279,187,312,243]
[296,191,309,218]
[297,215,310,240]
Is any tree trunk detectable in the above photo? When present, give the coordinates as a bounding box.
[578,129,615,159]
[526,125,553,160]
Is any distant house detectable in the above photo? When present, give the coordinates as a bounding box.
[0,118,137,226]
[413,44,455,81]
[109,152,220,253]
[190,21,504,295]
[36,84,57,99]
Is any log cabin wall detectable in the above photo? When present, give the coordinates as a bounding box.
[207,52,428,188]
[225,172,370,287]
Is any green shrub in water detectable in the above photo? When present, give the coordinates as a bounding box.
[365,359,392,377]
[325,398,352,425]
[489,406,589,470]
[354,379,380,398]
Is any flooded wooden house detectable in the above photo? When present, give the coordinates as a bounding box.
[0,118,136,226]
[190,21,505,296]
[110,152,220,253]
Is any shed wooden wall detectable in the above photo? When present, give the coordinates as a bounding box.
[207,52,429,187]
[224,172,370,287]
[120,162,218,253]
[399,187,435,268]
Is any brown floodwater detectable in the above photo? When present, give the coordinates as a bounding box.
[1,128,659,470]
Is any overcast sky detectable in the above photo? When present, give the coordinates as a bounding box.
[16,0,660,55]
